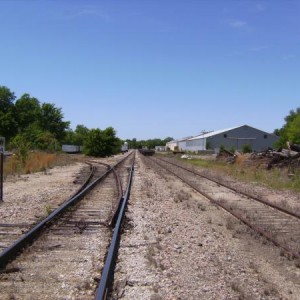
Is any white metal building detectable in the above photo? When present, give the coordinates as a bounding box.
[166,137,193,151]
[187,125,278,152]
[170,125,278,153]
[155,146,166,152]
[166,140,178,151]
[178,137,193,151]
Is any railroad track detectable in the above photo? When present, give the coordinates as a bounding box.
[0,152,135,299]
[147,155,300,259]
[0,161,107,255]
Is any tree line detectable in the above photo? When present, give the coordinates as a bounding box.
[0,85,173,158]
[3,84,297,158]
[124,137,173,150]
[0,85,121,157]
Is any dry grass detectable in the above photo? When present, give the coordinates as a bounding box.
[235,154,249,165]
[4,151,77,177]
[184,155,300,193]
[24,152,57,173]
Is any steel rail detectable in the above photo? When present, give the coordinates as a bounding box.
[0,152,134,269]
[149,156,300,259]
[157,157,300,220]
[108,167,124,227]
[86,160,124,226]
[87,160,123,198]
[95,152,135,300]
[68,162,96,199]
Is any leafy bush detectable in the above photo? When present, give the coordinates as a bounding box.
[242,144,252,153]
[83,127,121,157]
[10,134,31,165]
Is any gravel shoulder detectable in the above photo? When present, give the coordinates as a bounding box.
[113,153,300,300]
[1,152,300,299]
[0,163,85,225]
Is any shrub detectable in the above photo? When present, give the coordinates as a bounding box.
[242,144,252,153]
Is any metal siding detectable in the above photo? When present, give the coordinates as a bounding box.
[185,125,278,152]
[178,141,187,151]
[166,141,178,151]
[62,145,81,153]
[186,138,206,152]
[208,125,278,151]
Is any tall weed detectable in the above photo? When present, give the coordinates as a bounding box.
[4,151,75,177]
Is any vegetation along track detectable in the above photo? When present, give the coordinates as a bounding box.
[149,155,300,259]
[0,152,135,299]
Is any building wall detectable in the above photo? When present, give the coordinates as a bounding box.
[207,125,278,152]
[178,140,188,151]
[186,138,206,152]
[155,146,166,152]
[166,141,178,151]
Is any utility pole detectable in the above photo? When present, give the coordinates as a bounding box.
[0,152,3,202]
[0,137,5,202]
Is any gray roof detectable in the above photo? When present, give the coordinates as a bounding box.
[188,126,241,141]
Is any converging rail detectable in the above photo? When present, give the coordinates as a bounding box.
[0,161,98,253]
[95,152,135,300]
[0,152,133,270]
[148,155,300,259]
[0,152,135,299]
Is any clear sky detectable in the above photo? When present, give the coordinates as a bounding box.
[0,1,299,140]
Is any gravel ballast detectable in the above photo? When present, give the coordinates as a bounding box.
[113,153,300,300]
[1,153,300,299]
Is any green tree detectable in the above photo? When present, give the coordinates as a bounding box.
[74,124,89,145]
[285,113,300,144]
[0,86,17,140]
[14,94,41,130]
[35,131,58,151]
[275,108,300,147]
[131,138,137,149]
[102,127,122,154]
[83,129,105,157]
[63,129,76,145]
[39,103,70,141]
[62,125,90,145]
[0,111,18,141]
[0,86,15,113]
[163,137,173,144]
[84,127,121,157]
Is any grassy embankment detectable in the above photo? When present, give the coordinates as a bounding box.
[3,152,77,178]
[178,155,300,193]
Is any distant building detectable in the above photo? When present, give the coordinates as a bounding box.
[166,140,179,151]
[168,125,278,153]
[178,137,194,151]
[166,136,192,151]
[155,146,166,152]
[62,145,81,153]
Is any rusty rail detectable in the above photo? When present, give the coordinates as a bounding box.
[149,156,300,259]
[0,152,134,269]
[157,157,300,220]
[95,152,135,300]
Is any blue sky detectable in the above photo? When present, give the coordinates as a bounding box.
[0,1,299,140]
